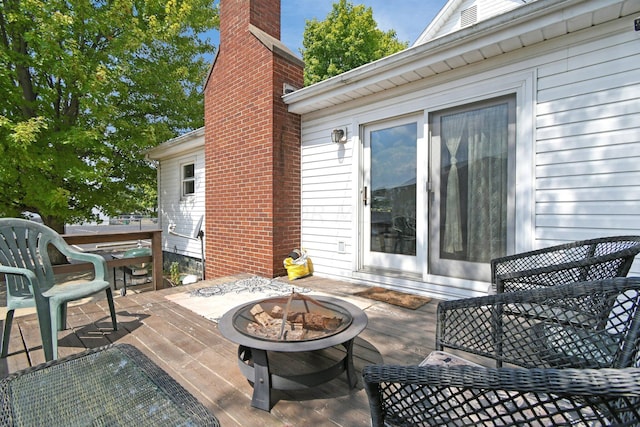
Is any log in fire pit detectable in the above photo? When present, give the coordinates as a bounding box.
[233,293,352,342]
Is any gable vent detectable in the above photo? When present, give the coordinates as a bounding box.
[460,5,478,27]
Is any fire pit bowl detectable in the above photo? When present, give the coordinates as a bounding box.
[232,293,353,342]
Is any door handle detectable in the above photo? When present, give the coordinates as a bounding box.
[363,186,368,206]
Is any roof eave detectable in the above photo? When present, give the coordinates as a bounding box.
[145,127,205,160]
[283,0,624,115]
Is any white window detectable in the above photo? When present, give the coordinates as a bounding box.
[181,162,195,197]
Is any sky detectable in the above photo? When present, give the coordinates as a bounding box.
[206,0,448,55]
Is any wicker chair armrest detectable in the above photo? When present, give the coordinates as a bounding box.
[439,278,622,311]
[363,364,640,427]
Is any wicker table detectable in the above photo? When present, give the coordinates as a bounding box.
[0,344,219,426]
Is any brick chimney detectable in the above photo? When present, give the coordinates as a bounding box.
[203,0,303,278]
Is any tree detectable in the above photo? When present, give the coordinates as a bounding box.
[0,0,218,233]
[301,0,408,86]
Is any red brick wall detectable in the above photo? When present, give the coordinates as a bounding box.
[271,54,302,273]
[249,0,280,39]
[203,0,303,278]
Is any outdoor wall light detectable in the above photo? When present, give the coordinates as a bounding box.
[331,128,347,144]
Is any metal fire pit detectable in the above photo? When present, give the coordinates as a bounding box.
[219,295,368,411]
[232,293,353,342]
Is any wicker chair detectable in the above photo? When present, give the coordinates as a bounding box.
[491,236,640,293]
[363,277,640,426]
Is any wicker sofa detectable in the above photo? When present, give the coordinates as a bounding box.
[363,277,640,426]
[491,236,640,293]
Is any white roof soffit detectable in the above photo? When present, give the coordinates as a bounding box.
[145,127,205,160]
[283,0,637,115]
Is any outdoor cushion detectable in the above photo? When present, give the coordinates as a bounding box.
[532,324,620,368]
[419,350,481,367]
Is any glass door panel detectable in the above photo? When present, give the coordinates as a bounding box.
[363,119,419,273]
[429,96,515,281]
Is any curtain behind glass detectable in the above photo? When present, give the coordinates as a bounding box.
[442,112,466,254]
[440,104,508,262]
[466,104,508,261]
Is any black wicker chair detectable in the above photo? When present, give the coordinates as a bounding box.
[491,236,640,293]
[363,277,640,426]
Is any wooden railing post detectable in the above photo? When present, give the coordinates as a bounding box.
[151,230,163,291]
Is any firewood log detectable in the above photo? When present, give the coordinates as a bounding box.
[269,305,342,331]
[250,304,274,327]
[302,313,342,331]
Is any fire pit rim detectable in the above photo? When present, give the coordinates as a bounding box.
[218,295,368,353]
[231,294,354,342]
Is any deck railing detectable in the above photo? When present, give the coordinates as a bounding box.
[58,230,163,291]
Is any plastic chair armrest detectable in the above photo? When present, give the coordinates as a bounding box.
[53,244,108,281]
[0,265,38,294]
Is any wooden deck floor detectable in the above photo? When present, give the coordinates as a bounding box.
[0,274,439,427]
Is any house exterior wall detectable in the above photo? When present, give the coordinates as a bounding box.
[298,15,640,299]
[146,127,206,278]
[157,148,206,261]
[203,0,303,279]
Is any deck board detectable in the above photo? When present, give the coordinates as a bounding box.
[0,274,442,426]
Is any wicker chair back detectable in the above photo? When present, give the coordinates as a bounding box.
[492,236,640,293]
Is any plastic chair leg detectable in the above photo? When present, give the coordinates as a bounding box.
[48,315,58,362]
[59,302,68,331]
[35,303,55,361]
[1,310,15,358]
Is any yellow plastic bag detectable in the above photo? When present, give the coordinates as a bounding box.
[283,249,313,280]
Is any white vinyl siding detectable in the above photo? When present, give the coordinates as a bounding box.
[534,26,640,271]
[299,14,640,295]
[300,124,355,277]
[158,150,205,260]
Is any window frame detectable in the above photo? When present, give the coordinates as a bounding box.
[181,160,196,199]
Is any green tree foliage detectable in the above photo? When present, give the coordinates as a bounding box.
[301,0,408,86]
[0,0,218,231]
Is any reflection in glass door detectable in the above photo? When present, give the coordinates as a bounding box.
[363,119,419,273]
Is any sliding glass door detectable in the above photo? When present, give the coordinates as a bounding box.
[428,96,516,281]
[359,96,515,282]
